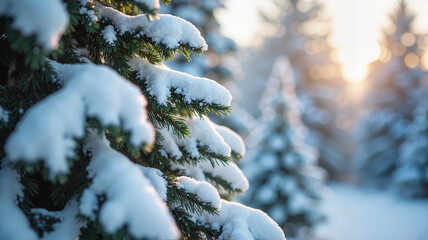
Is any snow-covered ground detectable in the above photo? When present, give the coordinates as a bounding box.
[315,183,428,240]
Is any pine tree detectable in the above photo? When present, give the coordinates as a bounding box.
[241,57,326,239]
[393,102,428,198]
[238,0,349,179]
[355,0,426,184]
[0,0,285,239]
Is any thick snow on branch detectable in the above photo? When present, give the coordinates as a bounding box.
[140,166,168,201]
[199,200,286,240]
[177,176,221,209]
[173,161,249,194]
[97,4,207,50]
[173,176,281,239]
[158,120,244,160]
[160,117,230,158]
[0,0,68,49]
[5,62,154,177]
[80,134,180,239]
[158,127,183,159]
[213,124,245,156]
[130,57,232,106]
[0,167,37,240]
[32,200,83,240]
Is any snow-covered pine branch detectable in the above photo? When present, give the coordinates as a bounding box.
[96,4,207,51]
[5,61,154,178]
[80,133,180,239]
[129,56,231,107]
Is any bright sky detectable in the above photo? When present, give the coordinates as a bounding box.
[216,0,428,83]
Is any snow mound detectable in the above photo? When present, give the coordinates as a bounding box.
[0,0,68,49]
[5,62,154,178]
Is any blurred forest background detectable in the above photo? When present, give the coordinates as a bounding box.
[168,0,428,239]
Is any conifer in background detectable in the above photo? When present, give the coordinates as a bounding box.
[238,0,349,179]
[355,0,426,185]
[393,102,428,198]
[0,0,285,239]
[241,57,326,238]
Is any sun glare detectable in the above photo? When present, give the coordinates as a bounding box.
[341,42,381,83]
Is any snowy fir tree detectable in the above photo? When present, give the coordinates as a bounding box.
[0,0,285,239]
[393,101,428,198]
[241,57,326,239]
[355,0,426,185]
[238,0,350,179]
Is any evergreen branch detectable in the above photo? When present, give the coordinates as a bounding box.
[171,207,221,240]
[204,172,243,198]
[166,176,219,216]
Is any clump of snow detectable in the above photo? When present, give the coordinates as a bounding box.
[5,62,154,178]
[214,124,246,156]
[0,166,38,240]
[0,106,10,123]
[79,190,98,221]
[0,0,69,49]
[129,57,231,106]
[198,200,286,240]
[184,117,231,157]
[101,25,117,46]
[33,200,83,240]
[97,4,207,50]
[175,161,249,193]
[140,166,168,201]
[81,133,180,239]
[78,0,98,23]
[177,176,221,209]
[158,127,183,159]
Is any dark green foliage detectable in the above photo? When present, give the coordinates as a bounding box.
[0,0,243,238]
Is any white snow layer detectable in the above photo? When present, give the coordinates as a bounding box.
[177,176,221,209]
[0,166,38,240]
[102,25,117,46]
[140,166,168,201]
[198,200,286,240]
[35,201,83,240]
[214,124,246,156]
[129,57,232,106]
[175,161,249,193]
[5,62,154,177]
[0,106,9,123]
[0,0,69,49]
[81,134,180,239]
[97,4,207,50]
